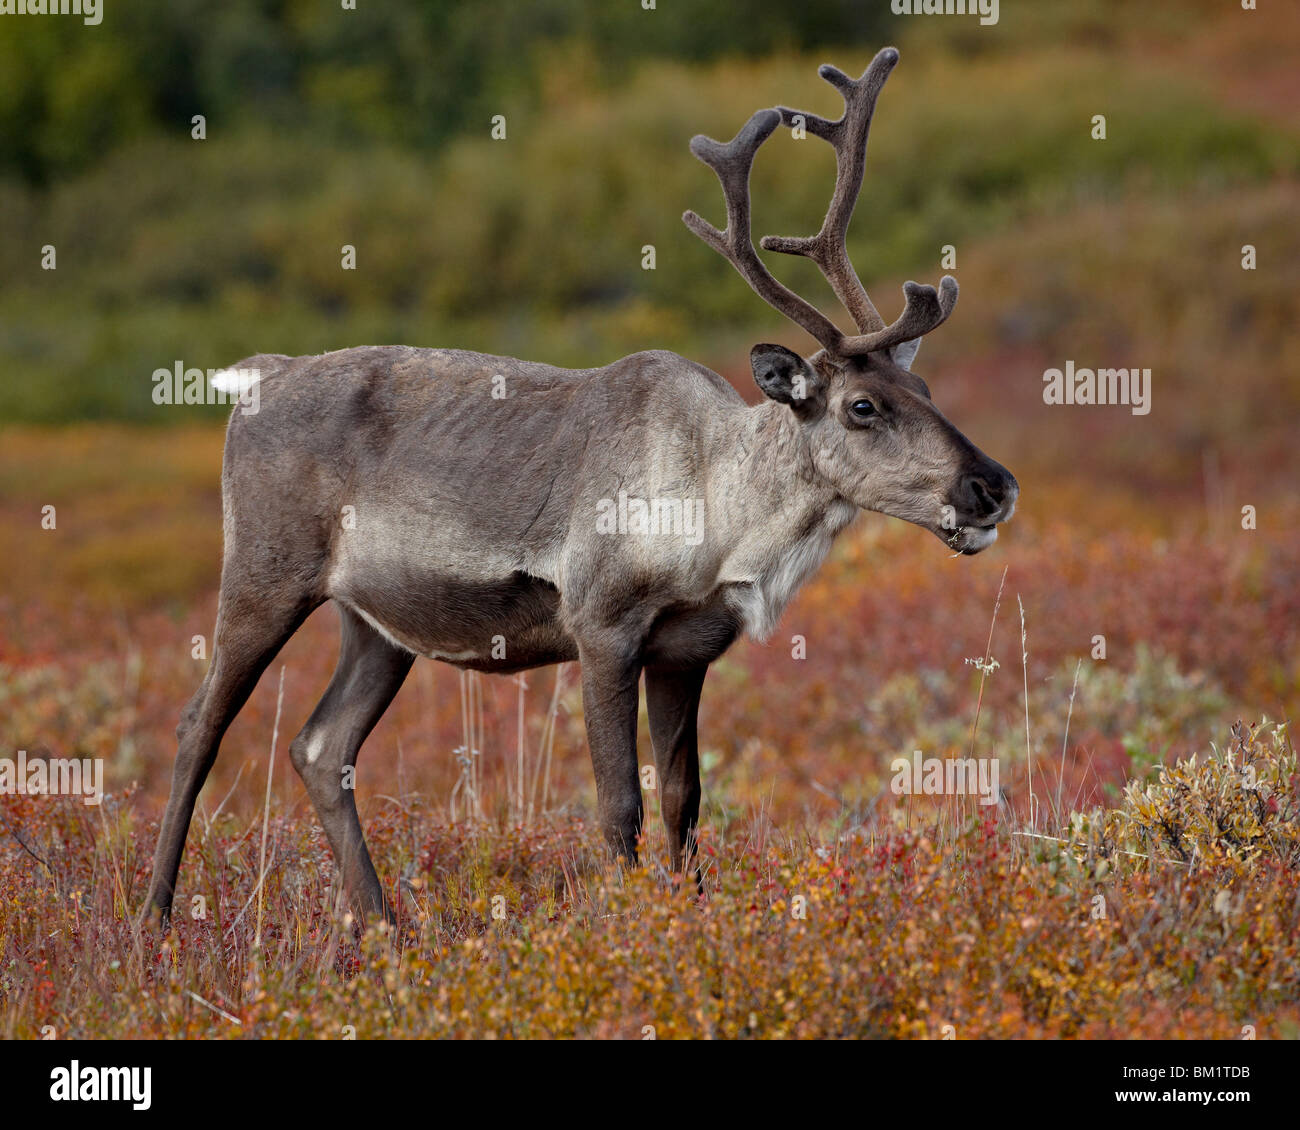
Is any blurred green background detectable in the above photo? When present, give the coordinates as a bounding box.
[0,0,1296,471]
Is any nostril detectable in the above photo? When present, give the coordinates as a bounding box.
[967,476,1001,518]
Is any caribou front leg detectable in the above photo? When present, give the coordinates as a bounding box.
[645,664,706,887]
[576,637,644,864]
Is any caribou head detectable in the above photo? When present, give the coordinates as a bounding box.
[684,47,1018,554]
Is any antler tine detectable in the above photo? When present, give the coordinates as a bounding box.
[836,275,958,356]
[758,47,960,356]
[759,47,901,335]
[683,109,846,355]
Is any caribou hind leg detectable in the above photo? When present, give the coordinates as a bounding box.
[287,604,414,924]
[141,583,319,931]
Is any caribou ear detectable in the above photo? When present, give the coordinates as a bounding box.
[750,344,823,410]
[889,336,922,372]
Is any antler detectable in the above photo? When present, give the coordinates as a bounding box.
[683,109,847,355]
[684,47,959,359]
[760,50,899,335]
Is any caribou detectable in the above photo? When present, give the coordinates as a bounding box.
[142,47,1018,929]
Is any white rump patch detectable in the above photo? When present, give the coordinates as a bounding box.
[210,367,262,395]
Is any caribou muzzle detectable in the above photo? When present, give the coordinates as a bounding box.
[944,460,1019,555]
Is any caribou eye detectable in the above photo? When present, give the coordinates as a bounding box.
[850,399,877,419]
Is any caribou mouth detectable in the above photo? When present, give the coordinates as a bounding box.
[945,524,999,555]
